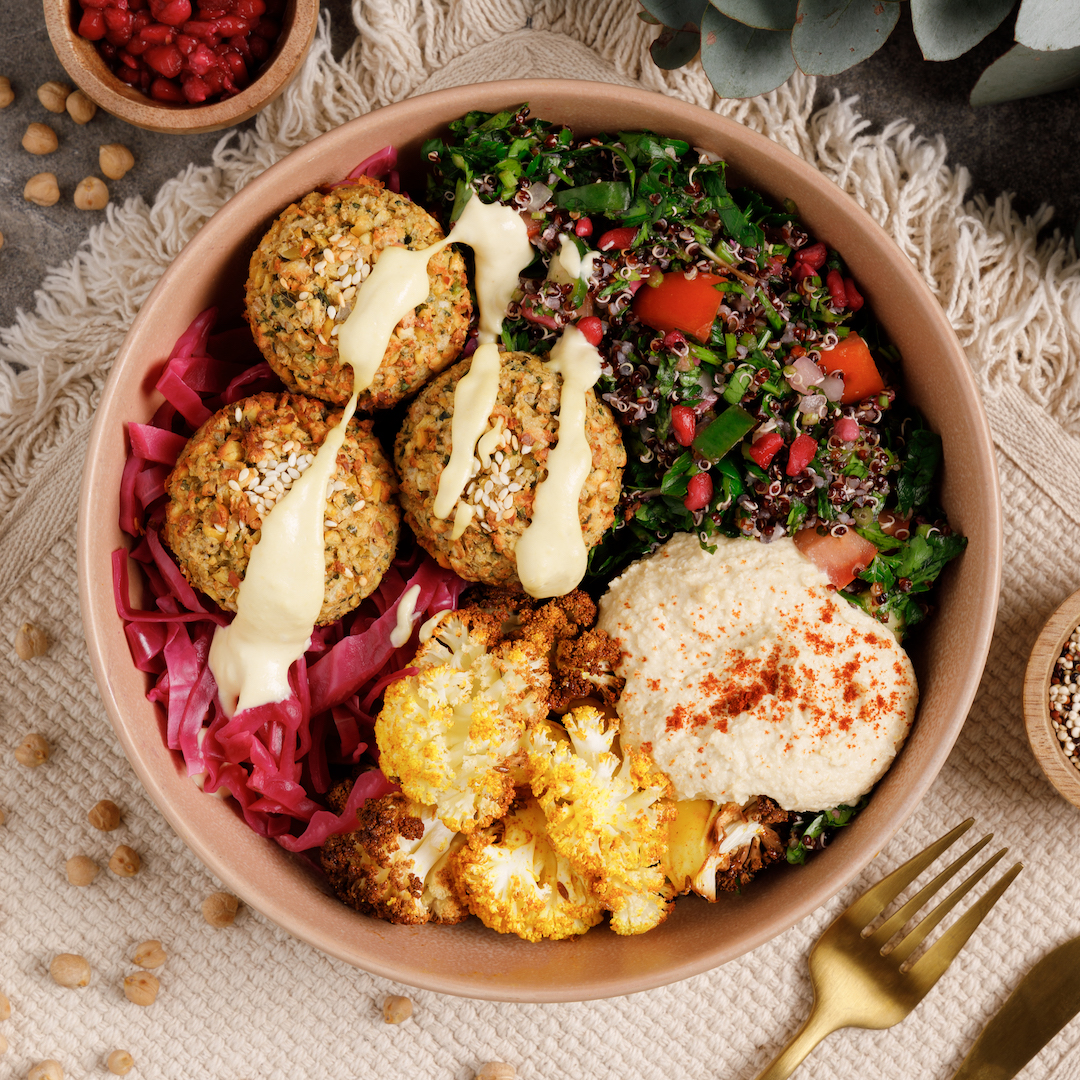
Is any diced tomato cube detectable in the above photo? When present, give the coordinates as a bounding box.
[747,431,784,469]
[817,332,885,404]
[597,226,638,252]
[785,434,818,476]
[633,271,725,344]
[683,472,713,512]
[671,405,696,447]
[793,526,878,589]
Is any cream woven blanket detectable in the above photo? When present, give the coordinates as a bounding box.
[3,2,1080,1078]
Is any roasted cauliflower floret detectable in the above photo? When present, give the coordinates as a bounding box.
[320,786,467,925]
[548,628,623,713]
[376,609,550,834]
[528,705,676,935]
[663,795,789,900]
[450,795,604,942]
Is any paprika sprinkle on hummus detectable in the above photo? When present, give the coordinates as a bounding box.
[597,533,917,812]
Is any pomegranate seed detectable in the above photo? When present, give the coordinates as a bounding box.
[138,68,152,90]
[177,31,198,52]
[98,41,118,59]
[118,49,140,68]
[149,76,186,101]
[115,0,131,10]
[220,47,246,77]
[597,226,638,252]
[833,417,860,443]
[185,41,217,73]
[663,329,687,350]
[251,16,278,38]
[683,472,713,512]
[229,33,252,64]
[80,0,113,9]
[844,277,864,312]
[116,64,141,84]
[132,10,152,29]
[128,0,148,9]
[785,434,818,476]
[181,73,209,101]
[203,66,226,92]
[248,33,268,59]
[747,431,784,470]
[575,316,603,347]
[150,0,192,25]
[825,269,848,309]
[145,43,183,77]
[574,217,593,238]
[234,0,264,16]
[126,35,150,53]
[213,14,251,33]
[78,9,107,38]
[104,8,135,41]
[138,22,174,42]
[795,242,827,270]
[670,405,696,447]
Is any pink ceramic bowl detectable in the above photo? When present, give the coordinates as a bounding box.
[77,79,1001,1002]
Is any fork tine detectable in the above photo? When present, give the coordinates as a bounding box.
[908,860,1024,982]
[844,818,975,928]
[888,846,1006,963]
[868,833,993,948]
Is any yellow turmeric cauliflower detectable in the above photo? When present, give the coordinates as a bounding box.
[375,608,549,834]
[450,795,604,941]
[527,705,676,935]
[320,786,467,925]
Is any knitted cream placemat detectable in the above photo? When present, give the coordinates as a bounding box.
[3,3,1080,1078]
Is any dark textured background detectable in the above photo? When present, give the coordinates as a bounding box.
[1,2,1077,329]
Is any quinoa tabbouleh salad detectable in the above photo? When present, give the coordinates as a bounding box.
[114,105,966,942]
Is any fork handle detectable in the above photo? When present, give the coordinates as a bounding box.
[753,1003,843,1080]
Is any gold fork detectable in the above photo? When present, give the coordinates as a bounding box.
[756,819,1023,1080]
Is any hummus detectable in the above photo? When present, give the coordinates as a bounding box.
[596,533,918,811]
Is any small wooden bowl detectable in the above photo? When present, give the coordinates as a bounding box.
[43,0,318,134]
[1024,588,1080,808]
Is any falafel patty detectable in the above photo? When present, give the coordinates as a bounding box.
[395,351,625,588]
[164,392,400,625]
[244,178,471,410]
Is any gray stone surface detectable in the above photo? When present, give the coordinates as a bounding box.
[1,2,1077,330]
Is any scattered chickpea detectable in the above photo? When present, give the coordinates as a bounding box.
[66,855,99,887]
[0,989,10,1019]
[74,176,109,211]
[106,1050,134,1076]
[28,1061,64,1080]
[14,733,50,768]
[108,845,140,877]
[37,81,71,113]
[66,89,96,124]
[49,953,91,989]
[382,995,413,1024]
[23,173,59,207]
[132,939,166,969]
[475,1065,515,1080]
[15,622,49,660]
[201,891,239,927]
[88,799,122,831]
[99,143,134,181]
[0,76,13,108]
[23,123,58,155]
[122,971,159,1007]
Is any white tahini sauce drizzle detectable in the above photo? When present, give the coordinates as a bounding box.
[552,234,599,285]
[209,387,358,716]
[430,194,534,518]
[208,190,533,715]
[390,583,422,648]
[513,325,603,599]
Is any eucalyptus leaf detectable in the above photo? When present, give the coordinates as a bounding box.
[700,6,797,97]
[651,24,704,68]
[910,0,1014,62]
[709,0,798,32]
[970,42,1080,105]
[791,0,900,77]
[1015,0,1080,52]
[639,0,708,27]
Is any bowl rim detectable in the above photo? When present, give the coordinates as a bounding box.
[77,78,1003,1000]
[1023,587,1080,807]
[43,0,319,134]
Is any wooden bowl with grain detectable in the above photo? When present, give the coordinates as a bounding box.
[43,0,318,134]
[1024,588,1080,808]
